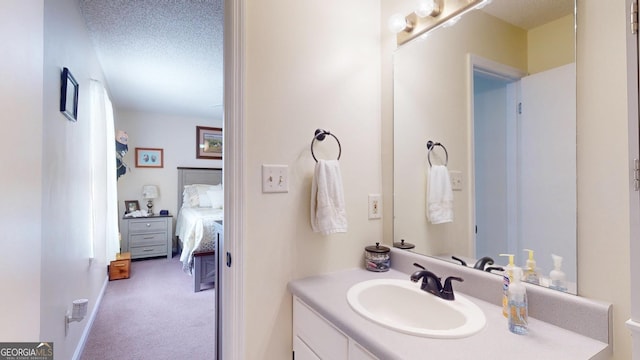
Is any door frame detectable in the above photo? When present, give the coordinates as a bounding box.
[625,0,640,356]
[467,54,525,258]
[221,0,245,358]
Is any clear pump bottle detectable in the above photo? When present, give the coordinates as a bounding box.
[549,254,567,292]
[522,249,540,285]
[508,266,528,335]
[499,253,515,318]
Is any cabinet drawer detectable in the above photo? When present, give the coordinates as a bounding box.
[294,297,348,360]
[128,220,167,233]
[130,244,167,258]
[130,232,166,247]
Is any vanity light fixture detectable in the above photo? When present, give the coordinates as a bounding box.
[391,0,490,45]
[415,0,442,18]
[388,13,414,34]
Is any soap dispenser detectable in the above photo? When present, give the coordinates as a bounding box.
[499,253,516,318]
[522,249,540,285]
[549,254,567,292]
[507,266,528,335]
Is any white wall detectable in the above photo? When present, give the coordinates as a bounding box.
[40,0,111,358]
[576,0,631,359]
[115,111,221,228]
[244,0,381,358]
[0,0,44,341]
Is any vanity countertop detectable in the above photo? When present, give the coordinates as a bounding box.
[288,268,609,360]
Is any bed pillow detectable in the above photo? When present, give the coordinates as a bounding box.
[182,184,222,208]
[182,185,198,208]
[206,189,224,209]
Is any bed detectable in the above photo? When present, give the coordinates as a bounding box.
[175,167,223,292]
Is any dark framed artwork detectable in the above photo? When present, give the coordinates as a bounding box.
[60,67,79,122]
[124,200,140,214]
[135,148,164,168]
[196,126,222,159]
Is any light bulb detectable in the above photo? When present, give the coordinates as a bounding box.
[388,13,409,33]
[415,0,438,18]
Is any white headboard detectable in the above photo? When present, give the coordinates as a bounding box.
[177,167,223,209]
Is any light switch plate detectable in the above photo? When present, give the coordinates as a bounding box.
[368,194,382,219]
[262,164,289,193]
[450,170,462,191]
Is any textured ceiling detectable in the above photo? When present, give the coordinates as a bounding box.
[79,0,223,119]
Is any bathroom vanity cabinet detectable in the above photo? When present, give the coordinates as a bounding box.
[289,261,610,360]
[293,296,377,360]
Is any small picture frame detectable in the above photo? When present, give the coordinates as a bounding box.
[135,148,164,168]
[60,67,79,122]
[124,200,140,214]
[196,126,222,159]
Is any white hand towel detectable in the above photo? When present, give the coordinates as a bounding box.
[427,165,454,224]
[311,159,348,235]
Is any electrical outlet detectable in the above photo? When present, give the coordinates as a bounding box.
[368,194,382,219]
[262,164,289,193]
[450,170,463,191]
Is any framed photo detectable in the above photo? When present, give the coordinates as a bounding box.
[135,148,164,168]
[124,200,140,214]
[196,126,222,159]
[60,67,79,122]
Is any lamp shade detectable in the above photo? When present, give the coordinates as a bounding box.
[142,185,159,199]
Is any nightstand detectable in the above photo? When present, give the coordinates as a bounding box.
[121,215,173,259]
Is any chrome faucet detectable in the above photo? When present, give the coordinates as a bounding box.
[410,263,464,301]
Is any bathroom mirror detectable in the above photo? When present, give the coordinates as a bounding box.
[393,0,577,293]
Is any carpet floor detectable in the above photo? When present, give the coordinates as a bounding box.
[80,256,216,360]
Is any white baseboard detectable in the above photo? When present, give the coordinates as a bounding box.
[72,275,109,360]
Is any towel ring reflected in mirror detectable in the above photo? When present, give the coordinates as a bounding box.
[426,140,448,167]
[311,129,342,163]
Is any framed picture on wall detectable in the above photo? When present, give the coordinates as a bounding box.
[135,148,164,168]
[60,67,79,122]
[196,126,222,159]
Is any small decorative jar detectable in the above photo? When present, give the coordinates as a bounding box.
[364,242,390,272]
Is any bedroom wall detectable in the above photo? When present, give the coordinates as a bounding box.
[0,0,44,342]
[114,111,221,233]
[40,0,111,358]
[244,0,381,358]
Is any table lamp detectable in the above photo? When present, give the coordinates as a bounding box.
[142,185,159,216]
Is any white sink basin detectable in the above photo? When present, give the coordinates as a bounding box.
[347,278,486,338]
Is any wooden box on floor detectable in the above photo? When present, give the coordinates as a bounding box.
[109,252,131,280]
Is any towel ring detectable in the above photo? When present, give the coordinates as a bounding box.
[426,140,448,167]
[311,129,342,163]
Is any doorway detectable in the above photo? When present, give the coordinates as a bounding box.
[470,55,524,262]
[471,55,576,278]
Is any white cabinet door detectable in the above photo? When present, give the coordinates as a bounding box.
[293,336,320,360]
[293,297,348,360]
[293,297,380,360]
